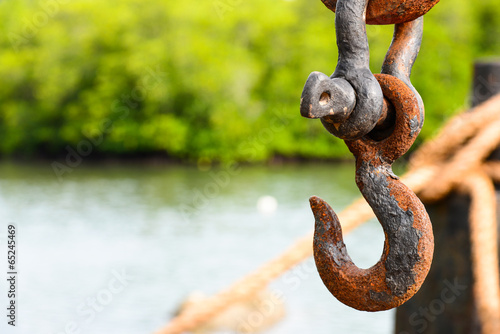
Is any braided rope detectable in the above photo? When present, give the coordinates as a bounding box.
[155,198,371,334]
[483,161,500,182]
[460,170,500,334]
[410,94,500,169]
[156,94,500,334]
[417,118,500,201]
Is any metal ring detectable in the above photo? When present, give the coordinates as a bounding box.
[346,74,421,163]
[321,0,440,25]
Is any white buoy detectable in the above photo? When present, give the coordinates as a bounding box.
[257,195,278,215]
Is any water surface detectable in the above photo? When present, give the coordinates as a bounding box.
[0,161,394,334]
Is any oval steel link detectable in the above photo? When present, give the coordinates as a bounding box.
[321,0,440,25]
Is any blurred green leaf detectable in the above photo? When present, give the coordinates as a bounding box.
[0,0,497,162]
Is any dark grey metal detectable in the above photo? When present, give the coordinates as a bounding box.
[356,160,421,297]
[300,72,355,121]
[323,0,383,140]
[300,0,384,140]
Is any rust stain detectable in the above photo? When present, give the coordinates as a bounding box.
[312,74,434,311]
[321,0,440,25]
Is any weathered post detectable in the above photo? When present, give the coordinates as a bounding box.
[395,60,500,333]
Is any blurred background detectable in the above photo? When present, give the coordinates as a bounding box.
[0,0,499,333]
[1,0,500,162]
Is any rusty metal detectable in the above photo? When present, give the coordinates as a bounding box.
[382,17,425,125]
[321,0,440,25]
[300,0,437,312]
[312,74,434,311]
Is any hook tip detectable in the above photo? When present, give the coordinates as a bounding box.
[309,195,321,205]
[309,196,338,225]
[309,196,328,214]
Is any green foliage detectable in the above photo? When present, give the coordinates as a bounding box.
[0,0,499,162]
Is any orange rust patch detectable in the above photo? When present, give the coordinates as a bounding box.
[321,0,440,25]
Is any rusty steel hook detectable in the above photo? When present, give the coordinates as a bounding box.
[301,0,436,312]
[312,73,434,311]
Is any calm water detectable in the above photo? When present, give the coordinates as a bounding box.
[0,161,394,334]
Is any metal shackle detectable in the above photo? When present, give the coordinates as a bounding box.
[301,0,384,140]
[300,0,433,140]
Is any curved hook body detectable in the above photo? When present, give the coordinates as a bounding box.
[312,169,433,311]
[312,74,434,311]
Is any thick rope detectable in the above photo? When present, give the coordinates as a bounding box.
[417,118,500,201]
[410,93,500,169]
[460,170,500,334]
[155,198,372,334]
[483,161,500,182]
[156,94,500,334]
